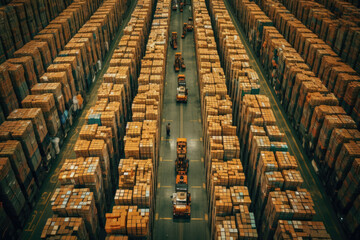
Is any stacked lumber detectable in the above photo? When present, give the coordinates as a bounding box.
[41,216,89,239]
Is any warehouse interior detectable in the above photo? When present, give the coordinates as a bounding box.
[0,0,359,239]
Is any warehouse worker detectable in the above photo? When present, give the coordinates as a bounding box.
[166,123,171,136]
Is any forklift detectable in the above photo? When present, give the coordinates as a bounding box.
[187,17,193,31]
[174,52,186,72]
[172,0,177,10]
[170,32,178,49]
[172,138,191,218]
[181,23,187,38]
[172,191,191,218]
[179,0,184,12]
[176,74,188,103]
[175,138,189,174]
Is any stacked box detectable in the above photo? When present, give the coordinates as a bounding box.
[117,158,153,208]
[336,158,360,214]
[0,140,37,207]
[274,220,331,239]
[7,56,37,89]
[344,194,360,238]
[31,82,66,113]
[22,94,61,136]
[51,186,99,238]
[315,114,357,163]
[105,205,150,237]
[0,64,19,117]
[41,216,89,239]
[0,202,17,239]
[5,62,29,104]
[59,157,106,223]
[7,108,49,156]
[0,157,27,227]
[261,189,316,240]
[0,121,40,172]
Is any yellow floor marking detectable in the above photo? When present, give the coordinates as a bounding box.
[155,213,159,220]
[161,185,171,188]
[191,186,201,188]
[201,157,204,162]
[192,218,204,221]
[158,183,161,188]
[160,157,163,162]
[205,214,208,221]
[160,217,172,220]
[203,183,206,189]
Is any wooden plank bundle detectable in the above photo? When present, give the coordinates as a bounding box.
[41,216,89,239]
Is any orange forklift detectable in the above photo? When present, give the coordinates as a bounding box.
[170,32,178,49]
[175,138,189,175]
[174,52,186,72]
[172,138,191,218]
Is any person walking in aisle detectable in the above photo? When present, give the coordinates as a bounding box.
[166,123,171,136]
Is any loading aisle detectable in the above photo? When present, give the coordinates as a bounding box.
[153,4,210,239]
[19,1,137,239]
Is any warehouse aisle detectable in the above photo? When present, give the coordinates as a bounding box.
[221,0,346,238]
[20,1,137,239]
[153,5,211,240]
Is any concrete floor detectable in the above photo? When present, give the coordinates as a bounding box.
[153,5,210,240]
[19,0,346,239]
